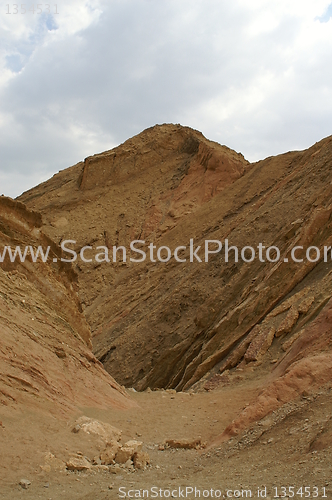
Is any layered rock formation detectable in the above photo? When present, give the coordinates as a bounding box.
[0,196,133,414]
[18,124,332,409]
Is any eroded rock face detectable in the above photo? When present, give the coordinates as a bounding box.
[244,326,275,363]
[0,197,133,414]
[18,125,332,397]
[210,295,332,446]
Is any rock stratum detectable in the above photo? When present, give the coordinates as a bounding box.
[1,124,332,493]
[0,196,133,414]
[19,125,332,401]
[2,124,332,401]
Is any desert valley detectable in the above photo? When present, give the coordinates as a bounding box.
[0,124,331,499]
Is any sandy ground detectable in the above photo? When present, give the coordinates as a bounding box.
[1,369,331,500]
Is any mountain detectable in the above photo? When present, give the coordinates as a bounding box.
[18,124,332,421]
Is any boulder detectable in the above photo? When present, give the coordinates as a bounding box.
[42,452,66,472]
[66,455,92,471]
[133,451,150,469]
[19,479,31,489]
[73,416,121,444]
[114,440,143,464]
[100,440,121,465]
[165,438,203,449]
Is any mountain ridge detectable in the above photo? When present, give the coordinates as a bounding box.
[17,125,332,406]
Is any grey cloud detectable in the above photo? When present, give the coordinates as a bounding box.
[1,0,332,197]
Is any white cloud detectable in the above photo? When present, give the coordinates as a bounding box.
[0,0,332,197]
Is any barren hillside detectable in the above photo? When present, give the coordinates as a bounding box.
[19,125,332,402]
[0,196,135,482]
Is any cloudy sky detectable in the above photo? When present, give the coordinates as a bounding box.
[1,0,332,198]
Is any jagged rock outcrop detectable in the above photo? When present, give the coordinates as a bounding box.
[210,295,332,445]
